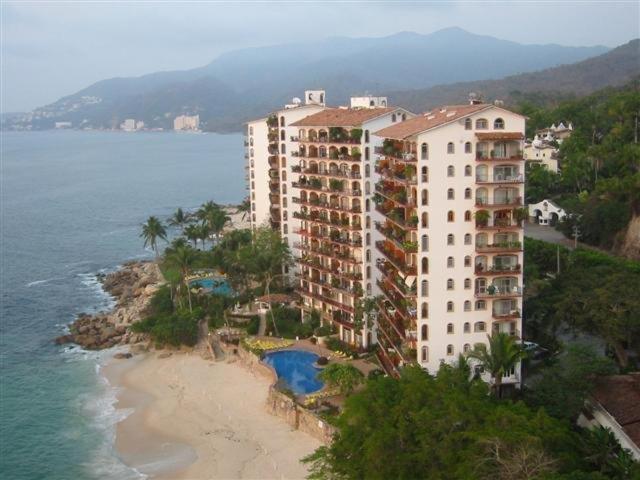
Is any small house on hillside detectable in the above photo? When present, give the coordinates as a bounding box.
[528,199,566,225]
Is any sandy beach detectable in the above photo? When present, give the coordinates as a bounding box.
[104,352,321,480]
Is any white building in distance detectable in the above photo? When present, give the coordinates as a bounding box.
[174,115,200,131]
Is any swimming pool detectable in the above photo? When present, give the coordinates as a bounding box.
[189,277,234,296]
[263,350,324,395]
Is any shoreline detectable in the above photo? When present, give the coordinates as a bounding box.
[103,351,321,479]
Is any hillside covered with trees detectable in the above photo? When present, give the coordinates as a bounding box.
[521,81,640,257]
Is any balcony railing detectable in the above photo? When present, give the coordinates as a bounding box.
[297,275,361,298]
[374,222,417,253]
[475,197,523,208]
[296,288,356,313]
[476,174,524,184]
[476,152,524,162]
[294,243,360,263]
[301,168,361,180]
[292,197,362,214]
[475,286,523,298]
[375,206,418,231]
[377,261,417,297]
[293,181,362,197]
[476,219,522,230]
[294,229,363,247]
[475,264,522,275]
[298,258,362,282]
[375,184,416,208]
[374,146,417,162]
[298,137,360,145]
[475,242,522,253]
[492,309,522,320]
[293,212,363,231]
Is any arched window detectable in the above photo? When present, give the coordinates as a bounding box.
[447,211,455,222]
[447,256,454,268]
[447,165,455,177]
[447,188,455,200]
[421,234,429,252]
[366,249,371,261]
[250,148,254,157]
[283,211,288,220]
[464,255,471,267]
[366,266,371,279]
[281,157,287,168]
[422,257,429,274]
[464,278,471,289]
[447,279,454,290]
[464,300,471,311]
[447,323,454,334]
[421,280,428,296]
[282,184,287,195]
[447,234,455,245]
[280,130,285,141]
[366,215,370,228]
[402,113,407,121]
[421,346,428,362]
[421,324,428,340]
[249,126,254,135]
[464,188,472,199]
[281,143,286,154]
[465,118,472,130]
[494,118,505,130]
[474,321,486,332]
[465,165,472,176]
[280,116,285,127]
[250,138,254,146]
[283,224,288,234]
[392,113,397,122]
[475,300,487,310]
[365,147,370,161]
[476,118,488,129]
[447,142,455,154]
[421,302,429,319]
[464,233,472,244]
[364,130,370,143]
[281,170,287,181]
[421,166,428,183]
[421,143,429,160]
[366,232,370,245]
[365,164,370,177]
[421,189,429,206]
[365,182,370,194]
[365,199,370,212]
[447,344,454,356]
[464,322,471,333]
[447,301,454,312]
[464,141,472,154]
[422,212,429,228]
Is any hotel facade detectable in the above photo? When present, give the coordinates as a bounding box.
[245,94,525,381]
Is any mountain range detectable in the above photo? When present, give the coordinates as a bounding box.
[6,28,638,132]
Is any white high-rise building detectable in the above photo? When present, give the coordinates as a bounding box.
[289,98,415,347]
[372,102,526,384]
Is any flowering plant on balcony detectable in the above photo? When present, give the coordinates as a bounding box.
[512,207,529,225]
[475,209,490,227]
[329,127,348,142]
[329,179,344,192]
[350,128,363,143]
[382,138,402,157]
[408,215,419,227]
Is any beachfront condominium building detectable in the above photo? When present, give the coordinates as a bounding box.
[372,101,526,381]
[245,91,326,231]
[290,98,415,348]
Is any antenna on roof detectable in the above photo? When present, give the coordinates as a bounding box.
[468,92,482,105]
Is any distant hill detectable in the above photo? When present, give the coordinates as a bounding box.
[6,28,614,132]
[388,39,640,111]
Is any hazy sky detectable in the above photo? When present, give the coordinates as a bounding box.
[2,1,639,112]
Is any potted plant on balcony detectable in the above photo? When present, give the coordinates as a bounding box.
[349,128,363,143]
[487,284,497,295]
[513,207,529,226]
[408,215,419,227]
[475,209,490,227]
[329,179,343,192]
[351,147,361,160]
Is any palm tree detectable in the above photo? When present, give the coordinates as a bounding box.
[140,216,167,257]
[168,208,187,229]
[207,208,230,240]
[165,245,196,312]
[467,332,526,398]
[183,224,200,248]
[236,198,250,220]
[198,223,211,249]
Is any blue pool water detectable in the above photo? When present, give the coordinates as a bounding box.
[263,350,324,395]
[190,277,233,296]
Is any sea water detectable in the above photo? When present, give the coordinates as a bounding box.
[0,130,244,479]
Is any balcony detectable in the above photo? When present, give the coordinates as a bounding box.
[377,280,417,321]
[377,261,417,297]
[475,218,522,230]
[376,241,417,276]
[476,151,524,162]
[475,242,522,253]
[375,205,418,231]
[374,222,417,253]
[475,264,522,275]
[293,179,362,197]
[301,168,361,180]
[295,229,363,248]
[475,285,523,298]
[475,197,523,208]
[296,288,356,314]
[476,174,524,185]
[298,274,362,298]
[292,197,361,214]
[375,183,417,208]
[293,243,360,264]
[492,309,522,321]
[299,260,363,283]
[293,212,363,231]
[374,144,417,162]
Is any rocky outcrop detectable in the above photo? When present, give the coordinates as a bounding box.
[616,213,640,261]
[55,261,162,350]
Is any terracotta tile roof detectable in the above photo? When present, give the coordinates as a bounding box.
[476,132,524,140]
[592,374,640,446]
[373,104,491,139]
[291,107,398,127]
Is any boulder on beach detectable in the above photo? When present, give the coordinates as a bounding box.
[113,352,133,359]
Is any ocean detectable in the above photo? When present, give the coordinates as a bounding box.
[0,130,244,479]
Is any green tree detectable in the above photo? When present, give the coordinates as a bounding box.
[525,345,616,421]
[467,332,526,398]
[236,198,250,220]
[318,363,364,396]
[140,216,167,257]
[168,207,187,229]
[183,224,200,248]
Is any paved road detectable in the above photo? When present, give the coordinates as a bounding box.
[524,222,576,249]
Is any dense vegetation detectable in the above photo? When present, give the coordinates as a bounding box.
[520,81,640,252]
[138,201,293,346]
[304,364,639,480]
[524,237,640,369]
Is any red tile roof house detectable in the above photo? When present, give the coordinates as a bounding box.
[578,374,640,460]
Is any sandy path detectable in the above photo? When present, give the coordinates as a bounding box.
[105,352,320,479]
